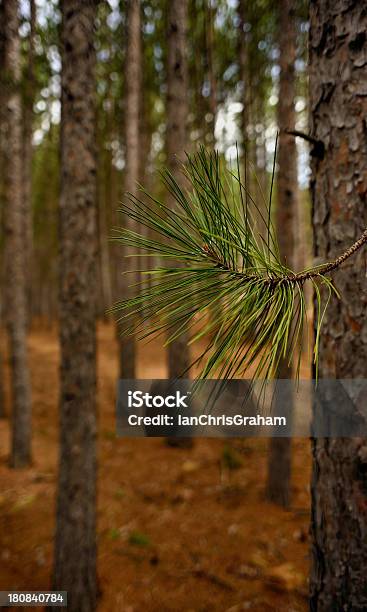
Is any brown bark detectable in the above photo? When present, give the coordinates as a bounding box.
[266,0,298,508]
[2,0,32,467]
[96,102,112,317]
[238,0,265,236]
[237,0,251,169]
[0,346,4,418]
[166,0,190,380]
[118,0,141,379]
[309,1,367,610]
[22,0,36,319]
[204,1,216,145]
[52,1,98,609]
[0,1,6,419]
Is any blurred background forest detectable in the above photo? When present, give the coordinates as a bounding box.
[3,0,309,318]
[0,0,350,610]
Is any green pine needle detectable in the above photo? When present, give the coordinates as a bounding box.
[111,146,337,382]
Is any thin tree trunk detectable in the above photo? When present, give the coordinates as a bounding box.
[238,0,251,173]
[22,0,35,321]
[139,99,154,306]
[0,0,7,419]
[52,1,98,609]
[255,96,268,207]
[118,0,141,379]
[96,103,112,317]
[204,0,216,145]
[0,337,5,418]
[98,185,112,316]
[266,0,298,508]
[309,2,367,609]
[2,0,32,467]
[238,0,264,234]
[166,0,190,380]
[165,0,192,448]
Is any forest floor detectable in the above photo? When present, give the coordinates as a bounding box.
[0,321,311,612]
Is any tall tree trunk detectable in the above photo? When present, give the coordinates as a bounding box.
[309,2,367,609]
[266,0,298,508]
[166,0,190,380]
[118,0,141,379]
[2,0,32,467]
[0,344,5,418]
[238,0,264,235]
[238,0,251,174]
[204,0,216,145]
[0,0,7,419]
[22,0,35,320]
[96,101,112,317]
[52,1,98,609]
[139,92,154,305]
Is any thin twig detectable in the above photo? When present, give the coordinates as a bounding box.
[205,227,367,285]
[289,227,367,283]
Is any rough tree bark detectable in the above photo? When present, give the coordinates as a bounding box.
[166,0,190,380]
[2,0,32,467]
[0,0,7,419]
[309,1,367,610]
[118,0,141,379]
[52,1,98,610]
[97,67,113,314]
[266,0,298,508]
[0,346,5,418]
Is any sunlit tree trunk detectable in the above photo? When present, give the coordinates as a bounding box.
[52,1,98,609]
[266,0,298,508]
[118,0,141,379]
[2,0,32,467]
[309,2,367,609]
[166,0,190,380]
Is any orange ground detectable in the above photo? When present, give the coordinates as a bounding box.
[0,322,311,611]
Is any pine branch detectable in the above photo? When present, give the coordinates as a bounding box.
[111,147,365,382]
[263,227,367,285]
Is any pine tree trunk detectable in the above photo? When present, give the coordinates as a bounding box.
[238,0,251,174]
[52,2,98,609]
[205,1,216,145]
[22,0,35,321]
[0,1,6,419]
[2,0,32,467]
[96,103,112,317]
[98,80,114,314]
[309,2,367,609]
[0,341,5,419]
[166,0,190,380]
[266,0,298,508]
[118,0,141,379]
